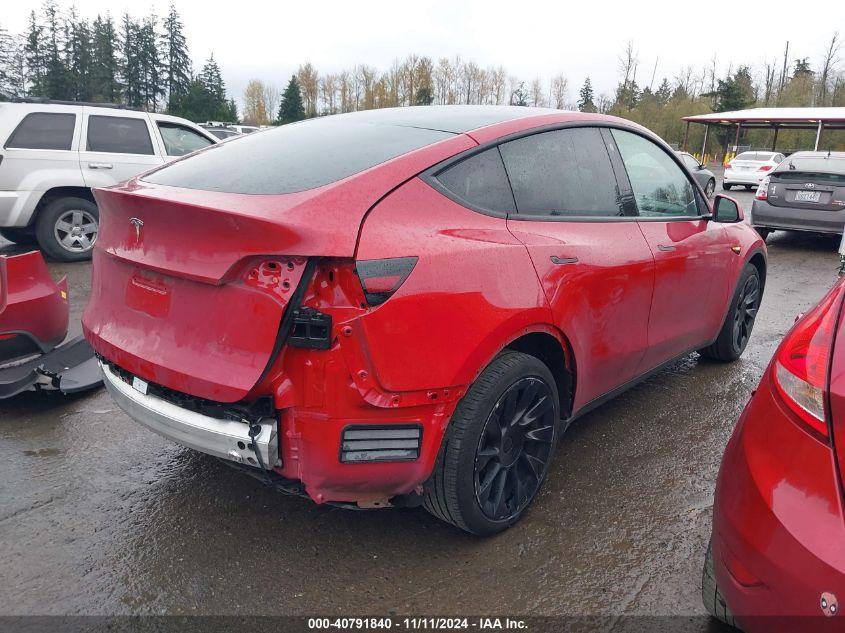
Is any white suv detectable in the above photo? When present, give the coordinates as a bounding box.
[0,101,217,261]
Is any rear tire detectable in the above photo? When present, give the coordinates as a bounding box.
[35,196,99,262]
[702,541,739,629]
[744,185,753,191]
[699,263,761,362]
[423,351,559,536]
[0,228,38,246]
[722,182,733,191]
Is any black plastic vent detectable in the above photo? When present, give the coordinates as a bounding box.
[289,307,332,350]
[340,425,422,463]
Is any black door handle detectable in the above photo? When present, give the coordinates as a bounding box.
[550,256,579,265]
[657,244,676,252]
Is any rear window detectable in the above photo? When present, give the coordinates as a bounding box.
[736,152,774,162]
[87,115,154,155]
[144,119,454,194]
[5,112,76,150]
[775,157,845,178]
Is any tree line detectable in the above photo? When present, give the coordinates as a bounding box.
[0,1,236,122]
[1,3,843,154]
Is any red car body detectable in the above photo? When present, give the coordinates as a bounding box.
[710,276,845,631]
[0,249,68,358]
[83,107,765,524]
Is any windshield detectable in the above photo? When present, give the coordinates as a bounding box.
[735,152,774,162]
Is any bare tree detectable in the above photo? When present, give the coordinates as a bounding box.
[819,32,841,105]
[550,73,568,109]
[296,62,319,117]
[242,79,269,125]
[530,77,546,107]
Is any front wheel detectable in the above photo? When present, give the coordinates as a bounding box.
[704,179,716,198]
[35,196,99,262]
[754,227,772,241]
[699,263,761,362]
[423,351,559,535]
[722,182,733,191]
[702,542,739,628]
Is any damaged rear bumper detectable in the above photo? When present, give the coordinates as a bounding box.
[100,361,279,469]
[0,335,102,399]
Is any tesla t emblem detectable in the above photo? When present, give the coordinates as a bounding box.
[805,183,816,189]
[129,217,144,242]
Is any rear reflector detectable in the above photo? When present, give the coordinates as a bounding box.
[772,283,845,440]
[355,257,417,307]
[340,425,422,463]
[755,177,770,201]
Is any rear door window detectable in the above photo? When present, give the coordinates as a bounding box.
[5,112,76,150]
[87,115,154,155]
[434,148,516,213]
[681,154,699,170]
[498,127,622,217]
[157,122,214,156]
[611,129,698,217]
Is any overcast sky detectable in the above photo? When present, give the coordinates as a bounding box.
[4,0,839,108]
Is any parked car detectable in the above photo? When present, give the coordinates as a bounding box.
[231,125,260,134]
[751,151,845,241]
[723,151,785,190]
[676,151,717,197]
[200,124,241,140]
[0,101,217,261]
[704,273,845,631]
[84,106,766,535]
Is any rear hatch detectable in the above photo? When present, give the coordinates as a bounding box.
[766,170,845,212]
[83,121,473,403]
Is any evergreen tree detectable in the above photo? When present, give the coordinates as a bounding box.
[200,54,226,106]
[137,14,164,110]
[578,77,596,112]
[42,0,68,99]
[0,24,13,95]
[66,9,92,101]
[120,13,142,107]
[277,75,305,124]
[655,78,671,106]
[223,98,238,122]
[162,4,191,110]
[24,11,46,96]
[90,15,120,102]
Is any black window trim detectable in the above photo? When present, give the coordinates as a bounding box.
[421,120,711,224]
[156,120,215,156]
[4,111,78,151]
[85,113,155,155]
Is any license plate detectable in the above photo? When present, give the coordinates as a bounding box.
[795,190,821,203]
[132,376,149,394]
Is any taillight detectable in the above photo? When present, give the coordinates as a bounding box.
[772,283,845,440]
[759,165,773,172]
[355,257,418,306]
[755,177,770,201]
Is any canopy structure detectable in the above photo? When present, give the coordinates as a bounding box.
[681,107,845,155]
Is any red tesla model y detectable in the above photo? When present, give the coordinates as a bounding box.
[83,106,765,534]
[706,276,845,631]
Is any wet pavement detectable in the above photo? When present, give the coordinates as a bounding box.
[1,187,841,624]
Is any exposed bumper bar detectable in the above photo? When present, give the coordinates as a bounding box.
[100,361,278,469]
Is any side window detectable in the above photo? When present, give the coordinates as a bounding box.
[5,113,76,150]
[435,147,516,213]
[611,129,698,217]
[498,127,622,217]
[682,154,699,170]
[87,115,154,155]
[158,122,213,157]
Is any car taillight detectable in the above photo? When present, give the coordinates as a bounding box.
[755,177,770,201]
[772,283,845,440]
[355,257,418,306]
[759,165,773,172]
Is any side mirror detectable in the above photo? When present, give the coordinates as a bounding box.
[712,194,744,223]
[696,163,705,171]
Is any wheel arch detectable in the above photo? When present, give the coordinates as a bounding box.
[747,249,767,291]
[505,329,575,420]
[30,186,96,227]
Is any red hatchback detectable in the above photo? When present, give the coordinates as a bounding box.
[84,106,765,535]
[706,276,845,630]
